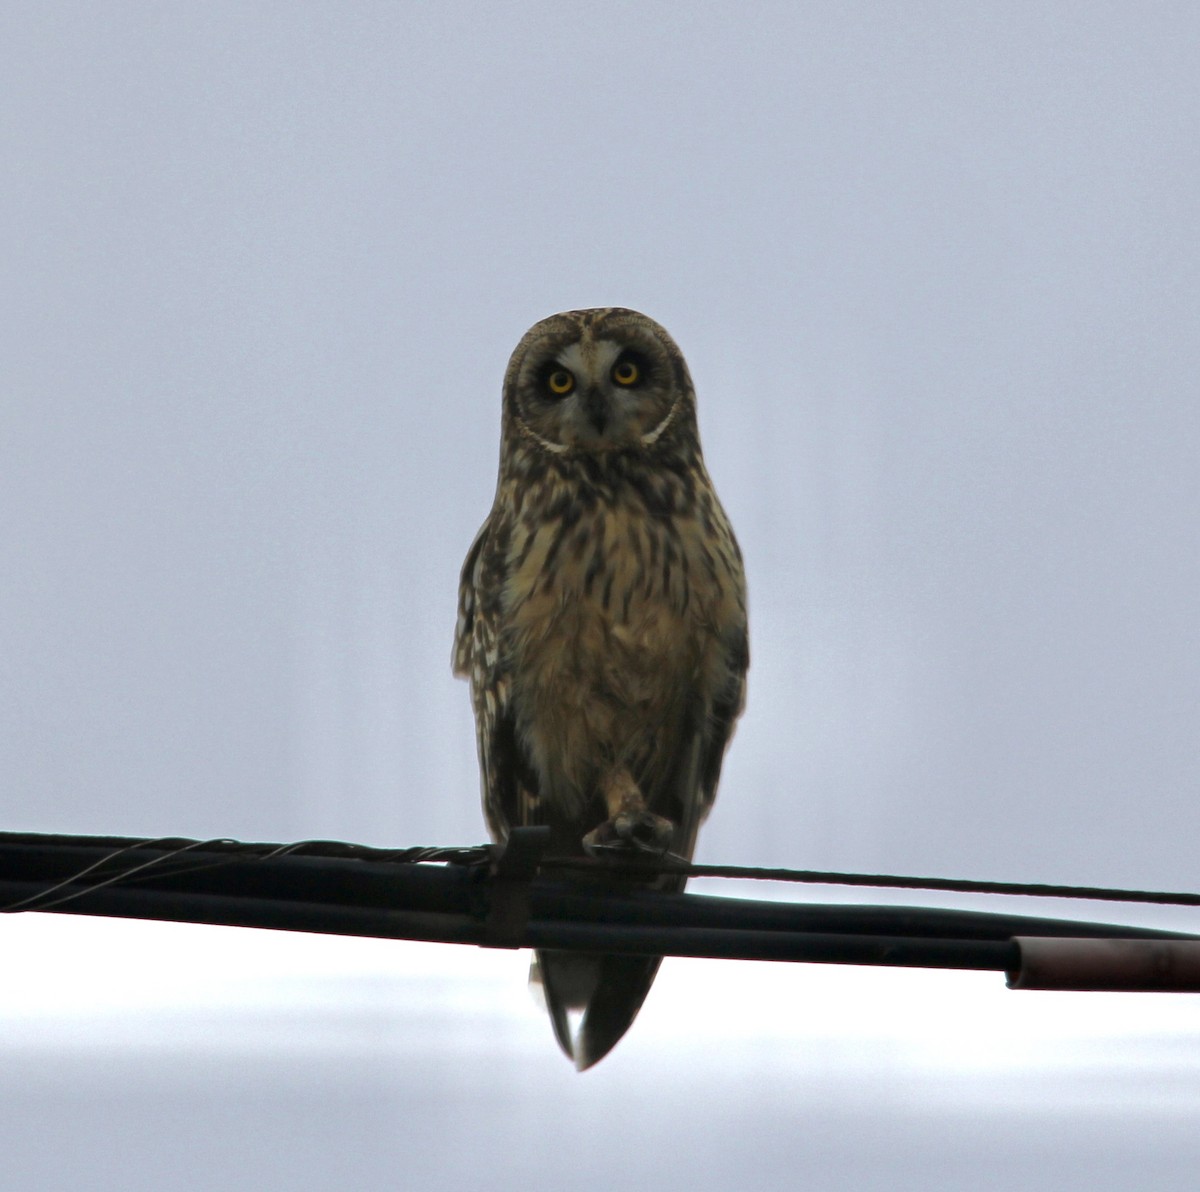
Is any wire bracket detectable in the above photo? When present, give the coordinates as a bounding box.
[483,826,550,949]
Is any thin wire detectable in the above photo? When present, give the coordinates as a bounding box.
[0,837,492,915]
[539,856,1200,908]
[0,838,236,913]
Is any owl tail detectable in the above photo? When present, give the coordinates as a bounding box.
[532,949,663,1071]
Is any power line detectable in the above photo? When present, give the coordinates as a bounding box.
[4,829,1199,908]
[544,856,1200,908]
[2,828,1200,991]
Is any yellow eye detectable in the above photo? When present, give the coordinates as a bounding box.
[547,368,575,396]
[612,359,640,386]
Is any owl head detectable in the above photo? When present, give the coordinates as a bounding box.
[501,308,697,458]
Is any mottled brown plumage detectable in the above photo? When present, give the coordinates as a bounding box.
[453,308,747,1068]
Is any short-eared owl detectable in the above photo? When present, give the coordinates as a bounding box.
[453,308,748,1069]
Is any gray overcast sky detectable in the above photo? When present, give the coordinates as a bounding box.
[3,3,1199,1188]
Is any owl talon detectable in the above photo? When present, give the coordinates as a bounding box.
[582,811,674,857]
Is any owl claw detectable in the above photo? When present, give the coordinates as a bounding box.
[582,811,675,857]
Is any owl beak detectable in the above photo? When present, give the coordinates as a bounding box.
[583,387,609,434]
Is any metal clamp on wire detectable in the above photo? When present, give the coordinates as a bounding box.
[483,826,551,949]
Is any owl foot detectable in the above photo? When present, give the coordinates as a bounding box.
[582,810,675,856]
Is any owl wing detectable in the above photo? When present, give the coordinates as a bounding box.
[456,516,587,1060]
[452,518,489,680]
[696,621,749,821]
[454,513,541,843]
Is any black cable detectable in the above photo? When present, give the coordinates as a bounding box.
[3,830,1200,912]
[540,856,1200,908]
[0,831,1196,978]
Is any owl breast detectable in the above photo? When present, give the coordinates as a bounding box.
[500,482,741,824]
